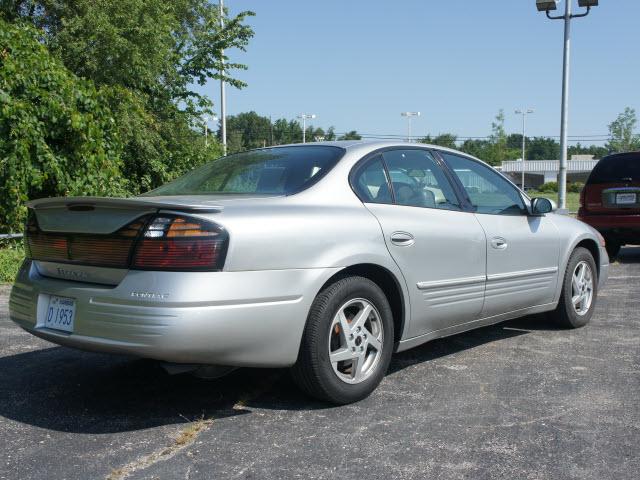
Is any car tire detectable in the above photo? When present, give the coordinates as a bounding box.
[550,247,598,328]
[291,276,394,404]
[605,237,621,260]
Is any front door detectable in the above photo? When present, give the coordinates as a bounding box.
[439,151,561,318]
[351,148,487,338]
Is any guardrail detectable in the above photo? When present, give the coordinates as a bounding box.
[0,233,23,240]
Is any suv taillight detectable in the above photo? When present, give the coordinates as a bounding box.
[579,186,586,209]
[131,215,228,271]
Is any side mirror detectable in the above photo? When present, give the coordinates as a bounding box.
[531,197,553,215]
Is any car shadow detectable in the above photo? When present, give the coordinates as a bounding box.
[616,246,640,264]
[0,313,560,433]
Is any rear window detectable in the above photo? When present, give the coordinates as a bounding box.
[143,146,344,196]
[588,153,640,184]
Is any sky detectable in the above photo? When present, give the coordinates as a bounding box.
[195,0,640,145]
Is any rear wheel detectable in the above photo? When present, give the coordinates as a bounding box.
[550,247,598,328]
[291,276,394,404]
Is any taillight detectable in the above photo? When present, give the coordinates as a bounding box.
[131,215,228,271]
[579,186,586,208]
[25,211,228,272]
[25,211,148,268]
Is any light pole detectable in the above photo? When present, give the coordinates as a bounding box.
[297,114,316,143]
[401,112,420,142]
[515,109,534,190]
[202,115,218,147]
[536,0,598,210]
[219,0,227,155]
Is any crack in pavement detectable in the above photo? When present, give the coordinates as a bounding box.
[106,417,213,480]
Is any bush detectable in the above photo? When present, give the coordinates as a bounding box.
[0,239,24,283]
[568,182,585,193]
[538,182,559,193]
[0,20,128,231]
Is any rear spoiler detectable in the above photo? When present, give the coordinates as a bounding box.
[26,196,224,213]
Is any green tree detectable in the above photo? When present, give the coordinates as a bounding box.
[0,19,127,230]
[419,133,458,149]
[324,126,337,141]
[225,111,272,153]
[338,130,362,140]
[272,118,303,145]
[606,107,640,153]
[2,0,254,192]
[484,109,519,165]
[568,142,608,159]
[527,137,560,160]
[460,139,491,159]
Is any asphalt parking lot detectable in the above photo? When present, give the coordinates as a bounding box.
[1,248,639,480]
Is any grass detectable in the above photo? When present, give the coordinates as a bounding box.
[529,190,581,213]
[0,240,25,284]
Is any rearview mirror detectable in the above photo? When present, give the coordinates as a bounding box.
[531,197,553,215]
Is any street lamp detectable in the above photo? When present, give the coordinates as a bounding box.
[401,112,420,142]
[515,109,534,190]
[202,115,218,147]
[536,0,598,211]
[219,0,227,155]
[297,114,316,143]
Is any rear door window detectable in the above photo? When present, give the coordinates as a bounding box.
[381,149,461,211]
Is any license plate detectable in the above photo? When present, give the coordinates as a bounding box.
[44,296,76,333]
[616,193,637,205]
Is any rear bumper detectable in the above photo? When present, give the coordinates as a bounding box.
[578,210,640,229]
[578,211,640,244]
[10,260,339,367]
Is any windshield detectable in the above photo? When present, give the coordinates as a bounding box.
[143,146,345,196]
[588,154,640,183]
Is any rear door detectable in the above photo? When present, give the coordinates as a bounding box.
[583,153,640,214]
[352,148,487,338]
[439,151,561,318]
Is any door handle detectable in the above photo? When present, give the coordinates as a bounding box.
[390,231,415,246]
[491,236,508,250]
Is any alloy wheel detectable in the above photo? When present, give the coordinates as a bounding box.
[571,260,594,316]
[328,298,384,384]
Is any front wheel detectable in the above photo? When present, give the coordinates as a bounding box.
[291,276,394,404]
[550,247,598,328]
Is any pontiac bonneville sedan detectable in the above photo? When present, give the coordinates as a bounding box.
[10,141,608,404]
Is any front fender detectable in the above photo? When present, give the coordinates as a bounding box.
[550,214,608,303]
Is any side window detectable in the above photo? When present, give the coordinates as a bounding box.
[440,152,526,215]
[353,156,393,204]
[382,149,461,211]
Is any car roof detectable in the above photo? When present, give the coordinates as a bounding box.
[601,151,640,160]
[269,139,470,157]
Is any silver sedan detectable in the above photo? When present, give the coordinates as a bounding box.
[10,141,609,404]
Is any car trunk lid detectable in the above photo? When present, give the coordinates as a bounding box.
[25,196,228,284]
[27,196,225,233]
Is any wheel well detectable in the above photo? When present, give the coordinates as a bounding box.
[319,264,406,344]
[576,239,600,277]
